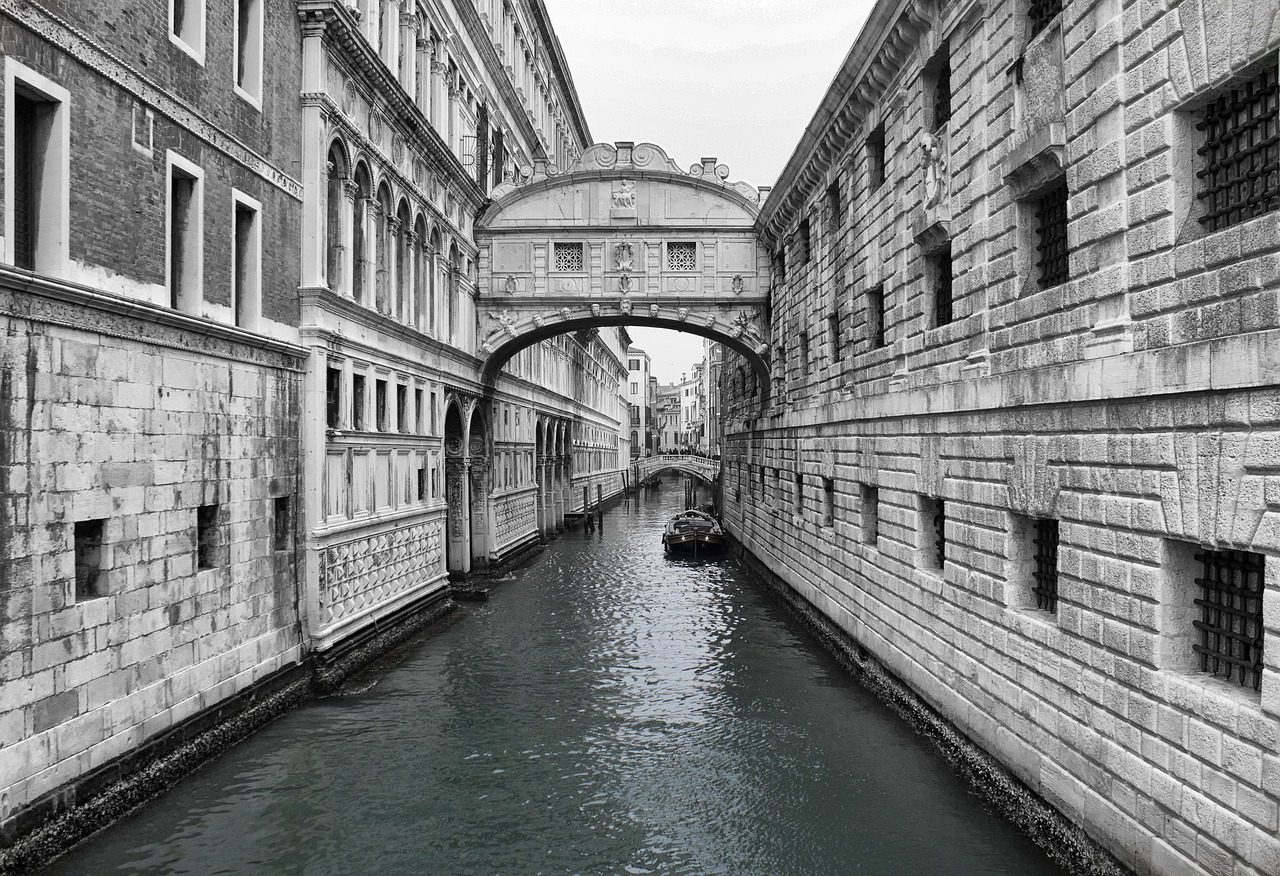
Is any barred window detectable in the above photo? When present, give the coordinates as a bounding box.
[553,242,583,272]
[1193,548,1265,691]
[1196,68,1280,233]
[1035,180,1070,289]
[1031,518,1059,613]
[666,242,696,271]
[868,285,886,348]
[1027,0,1062,39]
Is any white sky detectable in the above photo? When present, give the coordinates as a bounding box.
[541,0,877,384]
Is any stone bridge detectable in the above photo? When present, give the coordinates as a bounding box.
[633,453,720,485]
[474,142,772,393]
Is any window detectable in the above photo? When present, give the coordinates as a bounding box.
[868,285,886,348]
[630,382,639,395]
[272,496,291,552]
[828,312,842,363]
[921,496,945,571]
[352,373,367,429]
[629,358,641,371]
[867,123,886,189]
[553,241,583,272]
[1027,0,1063,39]
[826,180,842,227]
[234,0,263,105]
[1196,67,1279,233]
[1034,180,1070,289]
[794,472,804,513]
[822,478,835,527]
[417,466,426,501]
[397,384,408,433]
[170,0,206,63]
[930,246,953,327]
[666,242,697,271]
[415,388,425,433]
[926,43,952,131]
[774,247,787,285]
[167,152,203,313]
[861,485,879,545]
[5,63,69,273]
[325,367,342,428]
[799,331,810,369]
[1187,547,1266,691]
[1029,518,1060,612]
[196,503,220,570]
[429,390,438,433]
[74,519,107,601]
[796,218,811,264]
[375,379,388,431]
[232,192,261,328]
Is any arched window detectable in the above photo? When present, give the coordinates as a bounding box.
[326,142,348,292]
[414,215,428,332]
[396,200,411,323]
[429,228,441,336]
[375,183,393,315]
[352,163,372,303]
[448,241,460,339]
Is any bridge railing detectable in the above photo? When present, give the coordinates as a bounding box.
[633,454,719,480]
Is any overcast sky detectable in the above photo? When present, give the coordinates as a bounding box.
[540,0,877,383]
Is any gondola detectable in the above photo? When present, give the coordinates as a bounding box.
[662,509,724,555]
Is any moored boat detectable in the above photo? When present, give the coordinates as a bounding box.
[662,509,724,555]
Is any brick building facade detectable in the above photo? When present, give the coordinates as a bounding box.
[722,1,1280,874]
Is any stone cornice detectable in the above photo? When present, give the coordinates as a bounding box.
[298,0,486,211]
[0,268,307,369]
[757,0,938,244]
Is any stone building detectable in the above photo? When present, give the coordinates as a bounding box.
[722,1,1280,874]
[0,0,629,853]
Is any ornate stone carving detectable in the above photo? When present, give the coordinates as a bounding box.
[612,180,636,210]
[614,242,634,271]
[649,304,660,317]
[487,309,518,337]
[731,274,744,294]
[620,298,632,316]
[677,307,689,321]
[921,131,947,209]
[560,307,572,321]
[590,303,601,317]
[503,274,517,294]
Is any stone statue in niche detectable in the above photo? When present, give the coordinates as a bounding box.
[921,131,947,209]
[612,180,636,210]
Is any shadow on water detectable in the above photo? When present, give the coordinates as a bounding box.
[41,489,1072,876]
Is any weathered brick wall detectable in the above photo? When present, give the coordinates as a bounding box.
[728,1,1280,874]
[0,275,305,829]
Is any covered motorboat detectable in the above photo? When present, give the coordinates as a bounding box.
[662,509,725,555]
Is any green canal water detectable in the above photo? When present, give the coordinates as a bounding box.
[44,488,1066,875]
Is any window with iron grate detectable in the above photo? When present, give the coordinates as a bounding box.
[1031,518,1060,613]
[1193,548,1265,691]
[667,242,697,271]
[1196,68,1280,233]
[1035,180,1070,289]
[553,242,583,272]
[1027,0,1062,39]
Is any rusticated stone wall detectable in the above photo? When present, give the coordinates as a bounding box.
[728,1,1280,875]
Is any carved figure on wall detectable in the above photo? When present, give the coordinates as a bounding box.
[612,180,636,210]
[503,274,517,294]
[487,309,519,337]
[677,307,689,321]
[614,242,634,272]
[591,303,601,317]
[532,314,546,328]
[731,274,744,294]
[620,299,632,316]
[704,315,716,328]
[649,304,660,317]
[560,307,572,321]
[921,131,947,209]
[619,272,631,293]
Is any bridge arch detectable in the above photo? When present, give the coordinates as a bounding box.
[475,141,774,398]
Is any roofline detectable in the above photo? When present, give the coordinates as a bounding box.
[529,0,593,148]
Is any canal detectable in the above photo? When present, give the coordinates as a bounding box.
[45,488,1067,876]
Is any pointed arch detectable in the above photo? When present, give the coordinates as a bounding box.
[396,199,412,324]
[326,139,350,292]
[351,162,373,303]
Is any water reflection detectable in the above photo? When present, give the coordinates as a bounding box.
[44,486,1065,876]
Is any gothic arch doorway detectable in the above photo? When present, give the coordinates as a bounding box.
[467,405,491,569]
[444,400,468,576]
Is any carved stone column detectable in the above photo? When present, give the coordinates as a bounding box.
[446,457,470,576]
[468,457,490,568]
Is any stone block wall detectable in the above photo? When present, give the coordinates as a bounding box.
[0,274,305,831]
[730,1,1280,874]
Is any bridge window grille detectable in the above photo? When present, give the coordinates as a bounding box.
[667,242,697,272]
[1196,68,1280,233]
[553,242,583,272]
[1027,0,1062,39]
[1031,518,1060,613]
[1193,548,1265,691]
[1035,179,1070,289]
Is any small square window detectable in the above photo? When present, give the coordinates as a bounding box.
[1034,180,1070,289]
[1191,547,1266,691]
[1027,0,1063,39]
[272,496,291,552]
[868,285,887,348]
[666,242,697,272]
[553,241,583,272]
[822,478,835,527]
[929,247,953,327]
